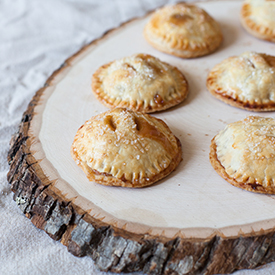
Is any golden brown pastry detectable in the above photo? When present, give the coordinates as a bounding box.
[207,51,275,111]
[241,0,275,43]
[210,116,275,194]
[143,3,223,58]
[92,53,188,113]
[71,108,182,188]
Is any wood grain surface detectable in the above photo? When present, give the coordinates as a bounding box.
[7,1,275,274]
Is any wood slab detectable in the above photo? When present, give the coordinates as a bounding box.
[7,1,275,274]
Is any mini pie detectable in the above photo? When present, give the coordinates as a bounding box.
[210,116,275,194]
[207,51,275,111]
[92,53,188,113]
[71,108,182,188]
[143,3,223,58]
[241,0,275,43]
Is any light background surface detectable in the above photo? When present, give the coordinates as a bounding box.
[1,0,275,274]
[38,1,275,237]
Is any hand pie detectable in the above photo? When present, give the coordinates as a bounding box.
[207,51,275,111]
[92,53,188,113]
[71,108,182,188]
[143,3,223,58]
[241,0,275,43]
[210,116,275,194]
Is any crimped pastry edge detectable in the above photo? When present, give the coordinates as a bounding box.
[240,3,275,43]
[143,3,223,58]
[143,26,223,59]
[209,137,275,194]
[206,53,275,111]
[71,110,183,188]
[91,56,189,113]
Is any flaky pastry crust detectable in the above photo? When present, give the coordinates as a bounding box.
[143,3,223,58]
[71,108,182,188]
[210,116,275,194]
[207,52,275,111]
[241,0,275,43]
[92,53,188,113]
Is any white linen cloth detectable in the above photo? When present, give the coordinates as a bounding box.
[0,0,275,274]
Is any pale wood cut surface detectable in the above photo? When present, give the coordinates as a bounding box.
[7,87,275,274]
[7,1,275,274]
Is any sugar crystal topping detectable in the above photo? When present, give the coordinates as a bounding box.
[215,52,275,103]
[72,108,178,183]
[246,0,275,27]
[153,4,220,38]
[215,116,275,186]
[98,53,184,104]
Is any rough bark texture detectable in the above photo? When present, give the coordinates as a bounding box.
[7,80,275,275]
[6,17,275,275]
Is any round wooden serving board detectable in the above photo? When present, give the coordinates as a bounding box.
[7,1,275,274]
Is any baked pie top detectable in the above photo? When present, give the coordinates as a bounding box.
[143,3,223,58]
[71,108,182,188]
[207,51,275,111]
[92,53,188,113]
[211,116,275,194]
[241,0,275,42]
